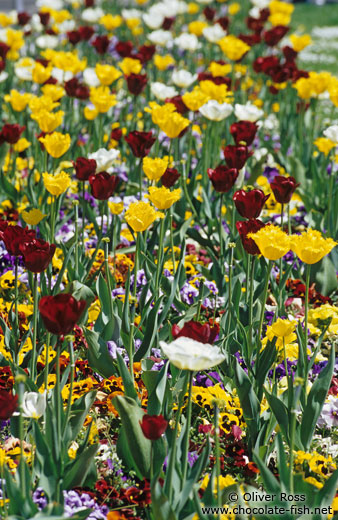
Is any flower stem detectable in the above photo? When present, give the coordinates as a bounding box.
[279,204,284,315]
[82,183,86,249]
[219,193,224,274]
[103,238,113,320]
[155,215,166,299]
[181,370,194,485]
[169,208,176,275]
[30,273,38,382]
[248,255,256,357]
[63,341,75,435]
[258,260,273,342]
[127,233,140,382]
[55,341,62,504]
[43,332,51,412]
[214,404,221,518]
[74,201,79,279]
[14,256,19,363]
[304,264,311,367]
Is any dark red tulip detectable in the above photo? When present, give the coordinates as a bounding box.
[0,220,8,233]
[236,219,265,255]
[253,55,280,75]
[89,172,119,200]
[39,293,87,335]
[282,46,298,63]
[110,128,123,142]
[223,145,253,170]
[238,33,261,46]
[0,225,36,256]
[91,35,110,54]
[270,175,300,204]
[259,8,270,22]
[0,59,5,73]
[161,168,181,188]
[78,25,95,41]
[0,43,9,60]
[115,40,133,58]
[0,124,25,144]
[20,238,56,273]
[207,166,238,193]
[38,11,50,26]
[263,25,289,47]
[162,17,175,30]
[126,73,147,96]
[172,320,218,344]
[140,414,168,440]
[65,77,89,100]
[135,44,156,63]
[73,157,97,181]
[247,17,264,33]
[17,11,31,25]
[197,72,231,87]
[0,390,18,420]
[124,131,156,158]
[165,95,188,114]
[230,121,258,146]
[217,16,229,31]
[67,30,82,45]
[233,189,270,219]
[85,0,94,6]
[203,7,216,21]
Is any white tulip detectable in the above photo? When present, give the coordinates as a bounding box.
[36,0,64,9]
[323,125,338,144]
[83,67,100,87]
[81,7,104,23]
[174,33,201,52]
[151,82,178,101]
[0,71,8,83]
[147,30,173,46]
[143,12,165,30]
[160,337,226,371]
[251,0,270,8]
[22,392,47,419]
[234,102,264,122]
[88,148,120,173]
[51,68,73,83]
[122,9,142,20]
[199,100,233,121]
[36,35,59,49]
[172,70,197,88]
[202,24,227,43]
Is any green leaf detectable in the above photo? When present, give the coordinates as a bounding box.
[151,481,178,520]
[300,346,335,450]
[252,451,281,494]
[134,296,163,362]
[113,395,151,478]
[311,256,338,296]
[83,327,115,379]
[116,351,139,401]
[263,390,290,445]
[63,444,98,489]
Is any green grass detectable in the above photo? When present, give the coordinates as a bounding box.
[291,4,338,74]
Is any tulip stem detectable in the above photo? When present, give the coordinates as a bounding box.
[181,370,194,485]
[279,204,284,315]
[18,382,25,489]
[248,255,256,357]
[74,202,79,279]
[304,264,311,368]
[55,341,62,503]
[82,183,86,249]
[258,260,273,342]
[127,233,140,383]
[63,341,75,436]
[181,162,198,219]
[214,404,221,518]
[287,204,291,235]
[155,215,166,299]
[43,332,51,414]
[104,238,113,320]
[14,256,19,363]
[30,273,38,383]
[169,208,176,275]
[219,193,224,274]
[139,157,143,200]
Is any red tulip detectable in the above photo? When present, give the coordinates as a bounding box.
[172,320,219,344]
[140,414,168,440]
[0,390,18,420]
[17,11,31,25]
[207,166,238,193]
[39,293,87,335]
[236,219,265,255]
[78,25,95,41]
[91,35,110,54]
[115,40,133,58]
[263,25,289,47]
[89,172,119,200]
[19,238,56,273]
[161,168,180,188]
[126,73,148,96]
[203,7,216,21]
[165,95,188,114]
[233,189,270,219]
[110,128,122,142]
[135,44,156,63]
[0,225,36,256]
[223,145,253,170]
[73,157,97,181]
[270,175,300,204]
[67,30,82,45]
[124,131,156,158]
[0,42,10,59]
[230,121,258,146]
[0,124,25,144]
[38,11,50,26]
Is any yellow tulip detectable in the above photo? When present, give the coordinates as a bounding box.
[291,229,337,265]
[39,132,71,158]
[248,225,291,261]
[43,171,71,197]
[21,208,46,226]
[146,186,181,210]
[125,201,164,233]
[142,157,168,181]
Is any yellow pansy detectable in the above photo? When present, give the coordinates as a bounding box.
[43,171,71,197]
[21,208,46,226]
[218,35,250,61]
[31,110,64,133]
[99,13,123,30]
[146,186,181,209]
[289,34,312,52]
[154,54,175,71]
[13,138,31,153]
[142,157,168,181]
[291,229,337,264]
[248,225,291,260]
[39,132,71,158]
[4,90,32,112]
[32,63,52,84]
[119,57,142,76]
[95,64,122,86]
[90,86,117,113]
[125,201,164,233]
